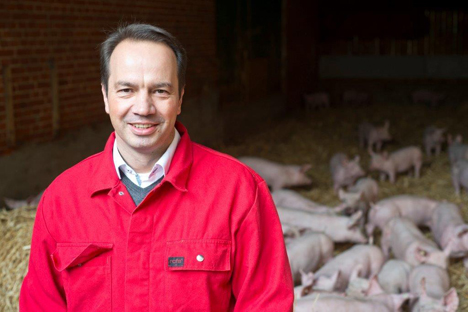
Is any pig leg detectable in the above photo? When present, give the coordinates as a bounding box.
[389,171,396,184]
[414,163,421,179]
[425,145,431,157]
[380,235,391,259]
[435,145,441,156]
[464,257,468,272]
[452,175,461,196]
[379,172,387,182]
[375,141,382,153]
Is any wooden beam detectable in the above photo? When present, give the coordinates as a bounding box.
[49,59,59,137]
[2,66,15,146]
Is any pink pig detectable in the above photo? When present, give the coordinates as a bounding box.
[277,206,367,243]
[271,189,341,214]
[294,284,410,312]
[409,264,458,312]
[366,195,439,236]
[359,121,392,152]
[377,260,412,294]
[303,92,330,110]
[238,156,312,191]
[330,153,365,192]
[381,217,450,269]
[312,244,384,292]
[369,146,423,184]
[286,232,334,285]
[430,202,468,269]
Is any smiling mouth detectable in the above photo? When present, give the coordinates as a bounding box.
[130,123,156,129]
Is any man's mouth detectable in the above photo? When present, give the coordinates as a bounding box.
[130,123,156,129]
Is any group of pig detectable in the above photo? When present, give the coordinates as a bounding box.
[238,121,468,311]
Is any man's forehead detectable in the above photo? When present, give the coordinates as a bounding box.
[111,39,176,62]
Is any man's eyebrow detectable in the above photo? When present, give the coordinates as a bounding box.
[150,82,173,89]
[114,81,138,88]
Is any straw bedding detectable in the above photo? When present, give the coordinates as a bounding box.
[1,101,467,310]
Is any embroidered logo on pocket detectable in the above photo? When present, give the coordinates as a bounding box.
[168,257,185,267]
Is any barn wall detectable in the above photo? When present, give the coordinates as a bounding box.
[319,10,468,79]
[0,1,218,154]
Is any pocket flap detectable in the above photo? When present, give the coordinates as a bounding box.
[51,242,113,272]
[165,239,231,271]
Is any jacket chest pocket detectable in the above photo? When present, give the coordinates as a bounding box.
[51,242,113,312]
[164,239,232,311]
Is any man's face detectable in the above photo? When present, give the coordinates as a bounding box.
[102,39,184,159]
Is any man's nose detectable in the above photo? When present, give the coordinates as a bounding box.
[133,91,155,116]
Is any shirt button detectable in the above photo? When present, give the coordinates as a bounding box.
[196,255,204,262]
[118,191,124,196]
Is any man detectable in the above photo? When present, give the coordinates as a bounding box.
[20,23,293,311]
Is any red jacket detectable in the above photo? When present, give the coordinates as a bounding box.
[20,122,293,311]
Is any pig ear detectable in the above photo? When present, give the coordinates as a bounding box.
[415,246,429,263]
[329,270,341,288]
[443,288,459,312]
[300,270,314,286]
[420,277,427,296]
[384,120,390,129]
[456,134,463,143]
[353,155,360,163]
[455,225,468,238]
[390,293,412,310]
[338,188,346,200]
[347,210,363,229]
[368,147,375,156]
[349,264,363,282]
[300,164,312,173]
[382,151,389,159]
[365,276,384,296]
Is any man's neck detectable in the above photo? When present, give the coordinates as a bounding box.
[115,132,174,174]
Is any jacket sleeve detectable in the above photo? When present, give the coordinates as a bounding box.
[231,180,294,311]
[19,190,67,311]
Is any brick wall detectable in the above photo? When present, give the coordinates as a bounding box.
[0,0,218,154]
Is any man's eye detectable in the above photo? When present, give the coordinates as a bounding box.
[118,88,132,93]
[155,89,168,94]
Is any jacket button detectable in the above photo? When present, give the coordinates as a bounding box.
[196,255,204,262]
[118,191,124,196]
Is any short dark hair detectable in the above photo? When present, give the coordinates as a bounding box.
[100,23,187,96]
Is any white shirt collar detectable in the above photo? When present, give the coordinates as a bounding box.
[113,128,181,188]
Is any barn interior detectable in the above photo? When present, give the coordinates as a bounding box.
[1,0,468,310]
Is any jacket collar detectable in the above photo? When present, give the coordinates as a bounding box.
[90,121,192,196]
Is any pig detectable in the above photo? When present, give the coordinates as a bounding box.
[277,206,367,243]
[377,260,412,294]
[381,217,450,269]
[330,153,365,192]
[338,177,379,214]
[366,195,439,236]
[411,89,445,107]
[286,232,334,285]
[3,190,44,210]
[271,189,341,214]
[409,264,459,312]
[451,159,468,196]
[430,202,468,269]
[368,147,423,184]
[423,126,445,156]
[343,90,371,106]
[312,244,384,292]
[237,156,312,191]
[447,134,468,164]
[303,92,330,110]
[358,121,392,152]
[295,292,410,312]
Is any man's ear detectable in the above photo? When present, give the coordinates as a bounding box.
[101,84,110,114]
[177,87,185,115]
